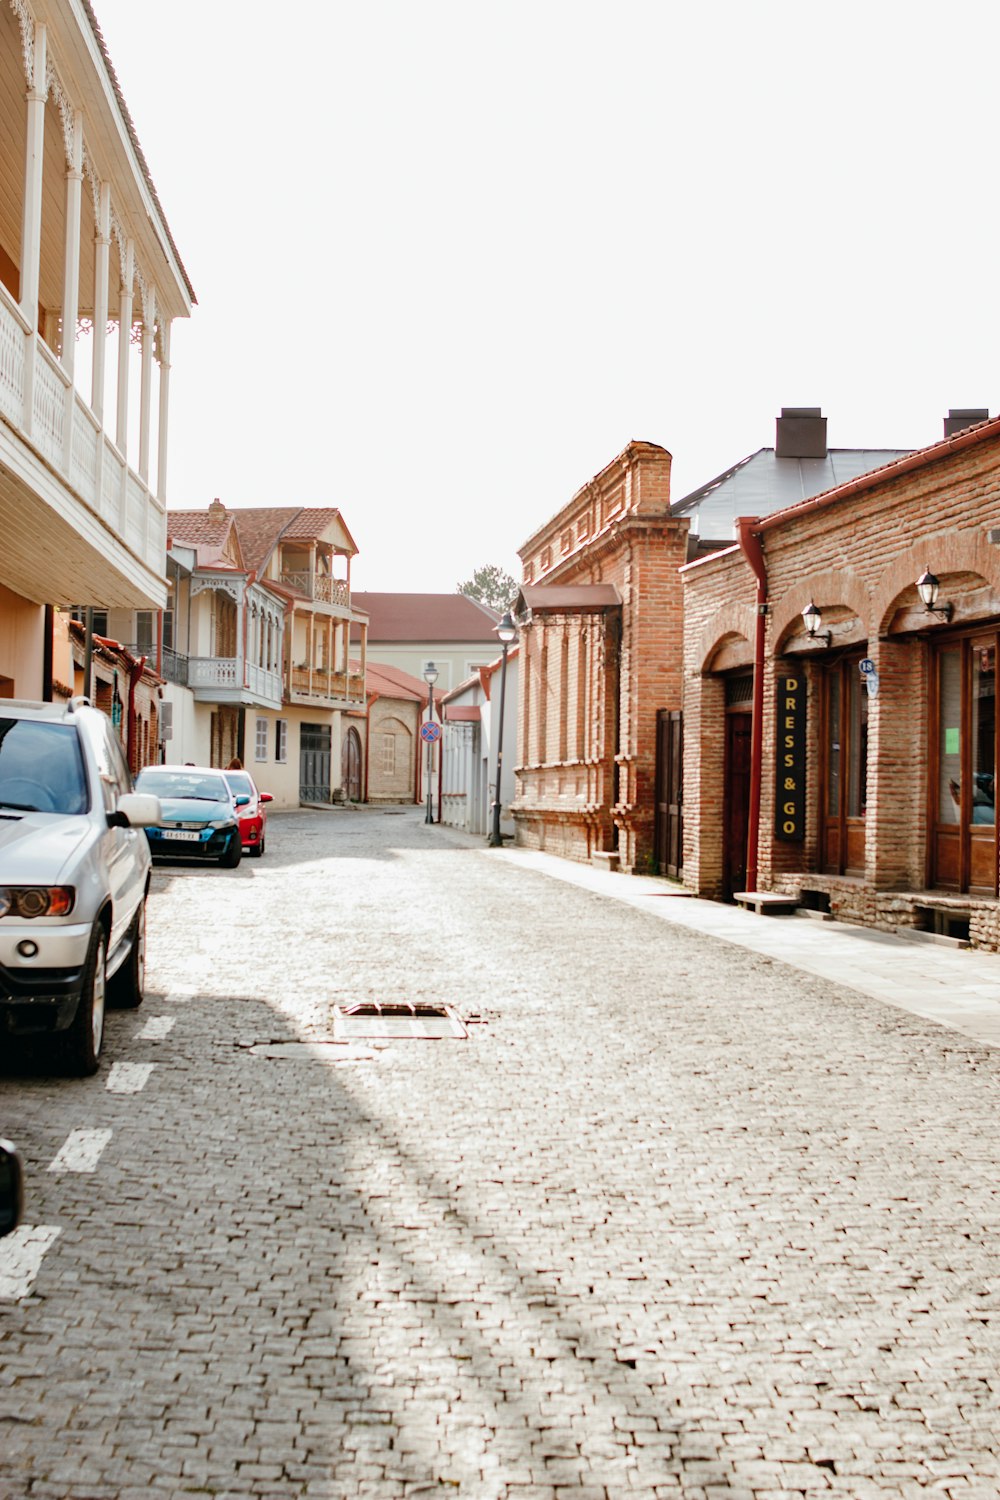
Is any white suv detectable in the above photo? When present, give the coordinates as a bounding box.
[0,699,160,1076]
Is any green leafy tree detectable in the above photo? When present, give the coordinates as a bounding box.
[456,564,518,613]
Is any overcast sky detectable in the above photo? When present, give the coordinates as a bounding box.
[92,0,1000,594]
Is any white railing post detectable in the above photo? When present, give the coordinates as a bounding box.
[62,110,83,472]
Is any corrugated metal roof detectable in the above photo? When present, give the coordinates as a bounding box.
[517,583,621,615]
[672,448,913,540]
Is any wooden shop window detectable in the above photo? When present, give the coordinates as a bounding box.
[819,657,867,876]
[930,632,997,896]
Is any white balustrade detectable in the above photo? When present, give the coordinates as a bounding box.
[32,340,68,468]
[0,279,165,586]
[188,657,239,689]
[0,291,25,425]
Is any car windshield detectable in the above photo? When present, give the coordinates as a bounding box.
[136,770,229,803]
[224,773,253,798]
[0,719,88,815]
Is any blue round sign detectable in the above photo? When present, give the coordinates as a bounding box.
[859,658,876,675]
[420,721,441,744]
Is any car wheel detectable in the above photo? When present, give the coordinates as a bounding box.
[248,836,263,858]
[220,833,242,868]
[108,901,146,1011]
[61,924,107,1076]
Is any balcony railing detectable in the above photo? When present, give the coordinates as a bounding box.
[290,666,365,704]
[120,643,189,687]
[0,284,166,580]
[280,571,351,608]
[189,657,283,705]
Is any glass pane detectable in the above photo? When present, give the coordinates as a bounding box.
[848,668,869,818]
[826,673,841,816]
[971,639,996,826]
[938,648,962,824]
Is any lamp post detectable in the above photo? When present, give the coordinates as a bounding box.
[423,661,439,825]
[488,611,518,848]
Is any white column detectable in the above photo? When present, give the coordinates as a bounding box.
[156,318,171,502]
[91,183,110,422]
[61,112,83,379]
[139,287,155,481]
[116,239,134,455]
[19,24,47,330]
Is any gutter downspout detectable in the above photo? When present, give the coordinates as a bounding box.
[127,655,147,774]
[736,517,767,893]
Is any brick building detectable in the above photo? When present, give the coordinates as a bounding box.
[681,413,1000,950]
[512,442,689,871]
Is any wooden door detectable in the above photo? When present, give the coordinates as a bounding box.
[723,711,752,898]
[342,727,362,802]
[654,709,683,877]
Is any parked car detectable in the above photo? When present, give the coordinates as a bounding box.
[0,698,160,1075]
[223,770,273,857]
[134,765,246,868]
[0,1140,22,1238]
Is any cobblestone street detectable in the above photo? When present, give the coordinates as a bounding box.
[2,806,1000,1499]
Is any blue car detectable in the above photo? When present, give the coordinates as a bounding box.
[134,765,247,868]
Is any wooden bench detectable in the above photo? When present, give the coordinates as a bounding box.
[733,890,799,916]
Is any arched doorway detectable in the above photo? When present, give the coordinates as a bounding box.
[342,726,362,802]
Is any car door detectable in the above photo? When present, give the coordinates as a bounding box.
[98,726,146,952]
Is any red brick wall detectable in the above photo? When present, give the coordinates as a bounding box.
[682,426,1000,946]
[513,443,689,869]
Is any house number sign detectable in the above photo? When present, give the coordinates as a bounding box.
[775,673,806,842]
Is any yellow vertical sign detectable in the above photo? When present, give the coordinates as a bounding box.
[775,674,806,841]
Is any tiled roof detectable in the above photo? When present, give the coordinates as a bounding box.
[354,660,430,704]
[351,592,500,643]
[168,506,242,569]
[231,507,358,573]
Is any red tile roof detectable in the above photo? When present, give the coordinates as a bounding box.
[352,659,429,703]
[351,592,500,643]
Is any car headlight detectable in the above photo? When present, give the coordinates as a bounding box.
[0,887,75,918]
[209,819,231,830]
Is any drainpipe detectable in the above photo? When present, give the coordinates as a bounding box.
[365,693,379,804]
[127,655,147,774]
[736,517,767,893]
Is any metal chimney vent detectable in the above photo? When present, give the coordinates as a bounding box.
[775,407,828,459]
[944,408,989,438]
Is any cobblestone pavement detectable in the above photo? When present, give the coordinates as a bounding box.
[2,806,1000,1500]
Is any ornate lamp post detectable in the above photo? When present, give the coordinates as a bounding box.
[423,661,439,825]
[488,611,518,848]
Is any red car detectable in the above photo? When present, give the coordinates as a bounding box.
[223,770,273,857]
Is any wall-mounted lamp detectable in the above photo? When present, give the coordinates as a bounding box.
[916,568,953,623]
[802,601,831,647]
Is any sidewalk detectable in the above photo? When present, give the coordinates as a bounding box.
[495,845,1000,1050]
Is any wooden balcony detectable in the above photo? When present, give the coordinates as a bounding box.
[280,571,351,610]
[0,284,166,608]
[289,666,365,708]
[188,656,283,708]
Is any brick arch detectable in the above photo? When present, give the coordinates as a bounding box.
[873,531,1000,634]
[771,569,871,651]
[694,603,756,673]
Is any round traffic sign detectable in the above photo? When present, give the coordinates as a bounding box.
[420,721,442,743]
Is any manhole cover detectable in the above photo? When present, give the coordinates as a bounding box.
[333,1002,468,1039]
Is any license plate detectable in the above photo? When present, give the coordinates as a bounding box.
[162,829,201,842]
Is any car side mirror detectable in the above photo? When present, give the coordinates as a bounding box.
[109,792,162,829]
[235,795,250,807]
[0,1140,23,1239]
[260,792,274,804]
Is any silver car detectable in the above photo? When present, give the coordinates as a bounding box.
[0,699,160,1076]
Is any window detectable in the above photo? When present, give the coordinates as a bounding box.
[135,611,154,654]
[275,719,288,764]
[72,607,108,636]
[381,733,396,776]
[255,717,268,763]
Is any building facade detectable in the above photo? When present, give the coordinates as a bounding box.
[0,0,193,697]
[441,649,519,838]
[682,414,1000,949]
[155,501,367,806]
[512,442,689,871]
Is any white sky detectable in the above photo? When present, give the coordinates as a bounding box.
[92,0,1000,593]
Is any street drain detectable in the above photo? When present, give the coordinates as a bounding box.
[333,1001,468,1040]
[248,1041,377,1062]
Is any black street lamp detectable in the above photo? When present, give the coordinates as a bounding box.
[488,611,518,848]
[423,661,439,825]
